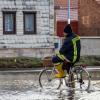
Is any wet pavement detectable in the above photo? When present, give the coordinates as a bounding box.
[0,70,100,100]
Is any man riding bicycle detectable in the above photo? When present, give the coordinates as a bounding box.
[52,24,81,78]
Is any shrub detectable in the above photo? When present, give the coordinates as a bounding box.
[0,56,100,69]
[0,57,43,69]
[77,56,100,66]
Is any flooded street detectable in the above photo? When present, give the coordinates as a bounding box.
[0,70,100,100]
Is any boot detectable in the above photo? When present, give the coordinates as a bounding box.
[54,63,66,78]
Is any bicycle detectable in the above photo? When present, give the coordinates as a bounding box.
[39,57,91,92]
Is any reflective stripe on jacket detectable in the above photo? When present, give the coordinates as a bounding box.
[72,36,80,63]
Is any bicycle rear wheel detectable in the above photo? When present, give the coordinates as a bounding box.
[39,68,61,89]
[69,66,91,91]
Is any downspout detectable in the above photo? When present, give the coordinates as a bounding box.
[68,0,70,24]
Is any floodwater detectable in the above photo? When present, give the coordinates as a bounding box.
[0,70,100,100]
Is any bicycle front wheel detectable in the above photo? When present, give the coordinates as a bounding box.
[39,68,61,89]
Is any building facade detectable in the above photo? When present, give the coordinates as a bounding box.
[0,0,54,58]
[54,0,100,56]
[54,0,78,37]
[78,0,100,36]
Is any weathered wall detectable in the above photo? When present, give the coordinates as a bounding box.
[0,48,54,58]
[78,0,100,36]
[0,35,55,58]
[0,0,55,57]
[81,37,100,56]
[59,37,100,56]
[0,37,100,57]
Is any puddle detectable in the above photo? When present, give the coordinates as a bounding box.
[0,72,100,100]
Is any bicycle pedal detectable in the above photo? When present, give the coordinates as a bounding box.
[66,83,69,87]
[48,79,52,82]
[89,75,92,78]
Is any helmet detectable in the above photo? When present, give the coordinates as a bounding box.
[64,24,72,34]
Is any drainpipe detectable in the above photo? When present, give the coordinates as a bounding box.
[68,0,70,24]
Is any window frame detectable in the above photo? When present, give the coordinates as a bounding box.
[3,11,16,35]
[23,12,36,35]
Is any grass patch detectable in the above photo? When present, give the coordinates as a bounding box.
[0,56,99,69]
[0,57,43,69]
[77,56,100,66]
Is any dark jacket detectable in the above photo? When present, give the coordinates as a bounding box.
[59,33,81,63]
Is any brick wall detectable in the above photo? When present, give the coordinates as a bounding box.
[78,0,100,36]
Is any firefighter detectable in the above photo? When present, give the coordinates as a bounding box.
[52,24,81,78]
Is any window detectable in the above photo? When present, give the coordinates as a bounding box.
[24,12,36,34]
[3,12,16,34]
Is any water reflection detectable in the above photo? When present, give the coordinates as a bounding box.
[67,90,75,100]
[0,72,76,100]
[0,71,99,100]
[58,88,75,100]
